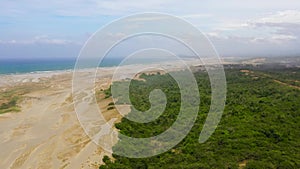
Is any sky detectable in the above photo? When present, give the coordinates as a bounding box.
[0,0,300,59]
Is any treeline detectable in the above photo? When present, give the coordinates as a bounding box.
[100,68,300,169]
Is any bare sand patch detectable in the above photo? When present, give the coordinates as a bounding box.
[0,72,120,169]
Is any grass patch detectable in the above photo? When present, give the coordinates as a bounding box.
[0,83,47,114]
[107,106,115,110]
[0,96,21,114]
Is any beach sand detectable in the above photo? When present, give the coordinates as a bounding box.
[0,71,116,169]
[0,59,204,169]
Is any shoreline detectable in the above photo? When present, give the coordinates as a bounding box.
[0,58,207,168]
[0,58,210,88]
[0,57,298,168]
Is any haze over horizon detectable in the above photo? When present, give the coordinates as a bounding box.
[1,0,300,59]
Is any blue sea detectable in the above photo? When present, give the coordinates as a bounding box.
[0,56,177,75]
[0,58,123,75]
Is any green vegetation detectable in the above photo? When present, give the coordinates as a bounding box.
[112,72,182,138]
[0,83,47,114]
[108,102,115,106]
[0,88,23,114]
[100,66,300,169]
[0,96,20,114]
[104,85,112,99]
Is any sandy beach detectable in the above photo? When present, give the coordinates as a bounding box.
[0,71,114,169]
[0,59,207,169]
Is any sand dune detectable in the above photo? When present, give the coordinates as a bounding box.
[0,59,203,168]
[0,70,121,169]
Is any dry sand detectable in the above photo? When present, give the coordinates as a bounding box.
[0,71,117,169]
[0,59,203,169]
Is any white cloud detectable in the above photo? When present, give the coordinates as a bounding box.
[1,1,300,57]
[181,14,213,19]
[254,10,300,25]
[0,35,81,45]
[251,35,297,44]
[216,23,250,31]
[126,15,170,22]
[210,10,300,31]
[0,0,174,17]
[205,10,300,46]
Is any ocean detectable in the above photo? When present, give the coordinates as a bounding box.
[0,56,179,75]
[0,58,123,75]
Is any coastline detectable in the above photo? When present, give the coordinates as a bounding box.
[0,58,210,88]
[0,58,206,168]
[0,56,293,168]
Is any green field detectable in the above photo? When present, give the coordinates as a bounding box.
[100,66,300,169]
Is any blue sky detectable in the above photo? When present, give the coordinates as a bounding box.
[1,0,300,59]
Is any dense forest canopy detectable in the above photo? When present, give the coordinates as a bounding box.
[100,66,300,169]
